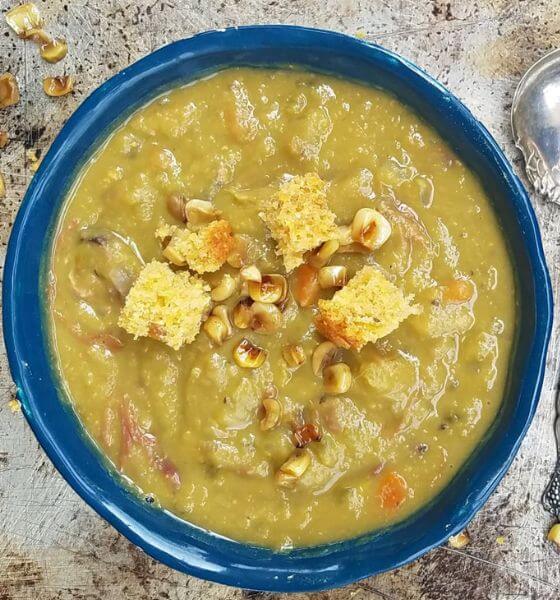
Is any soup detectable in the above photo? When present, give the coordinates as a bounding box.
[48,68,516,548]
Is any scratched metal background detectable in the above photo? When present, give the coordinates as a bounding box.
[1,1,560,598]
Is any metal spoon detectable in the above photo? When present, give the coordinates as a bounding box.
[512,48,560,516]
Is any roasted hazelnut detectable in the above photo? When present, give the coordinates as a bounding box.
[248,274,287,304]
[211,273,237,302]
[351,207,391,250]
[6,3,43,38]
[0,73,20,109]
[323,363,352,394]
[282,344,306,368]
[43,75,74,97]
[318,265,347,289]
[260,397,282,431]
[233,338,267,368]
[312,341,339,376]
[40,37,68,63]
[250,301,283,334]
[276,451,311,486]
[308,239,340,268]
[232,297,253,329]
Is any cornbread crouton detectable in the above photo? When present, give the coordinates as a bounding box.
[118,260,211,350]
[260,173,338,271]
[155,219,234,274]
[316,266,419,350]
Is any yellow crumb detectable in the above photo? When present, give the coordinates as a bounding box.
[316,266,420,350]
[156,219,234,274]
[496,535,505,545]
[118,260,211,350]
[7,398,20,413]
[260,173,338,271]
[355,30,367,39]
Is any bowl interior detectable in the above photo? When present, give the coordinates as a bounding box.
[2,26,552,592]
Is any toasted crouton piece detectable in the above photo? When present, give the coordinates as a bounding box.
[316,266,419,350]
[156,219,234,274]
[118,260,211,350]
[260,173,338,272]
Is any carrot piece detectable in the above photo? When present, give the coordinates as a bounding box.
[292,264,320,307]
[442,279,473,303]
[379,470,408,509]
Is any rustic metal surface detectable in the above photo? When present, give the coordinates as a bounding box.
[1,1,560,598]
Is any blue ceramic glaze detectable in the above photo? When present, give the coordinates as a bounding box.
[2,26,553,592]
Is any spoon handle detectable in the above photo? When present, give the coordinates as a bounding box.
[514,138,560,205]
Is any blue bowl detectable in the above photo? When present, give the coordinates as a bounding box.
[2,25,553,592]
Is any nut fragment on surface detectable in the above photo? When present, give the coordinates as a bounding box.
[276,451,311,486]
[351,207,392,250]
[232,298,253,329]
[312,341,339,376]
[260,397,282,431]
[250,301,283,334]
[323,363,352,394]
[211,273,237,302]
[0,73,20,109]
[43,75,74,97]
[248,274,287,304]
[0,173,5,199]
[318,265,347,289]
[448,530,470,549]
[547,523,560,547]
[5,3,43,38]
[0,131,9,149]
[282,344,306,368]
[308,239,340,268]
[240,264,261,283]
[26,148,42,172]
[233,338,267,368]
[40,37,68,63]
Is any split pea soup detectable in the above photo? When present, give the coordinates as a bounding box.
[49,68,516,548]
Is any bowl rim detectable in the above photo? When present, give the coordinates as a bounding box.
[2,25,553,592]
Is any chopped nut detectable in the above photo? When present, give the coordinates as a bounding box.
[211,273,237,302]
[203,315,229,345]
[232,298,253,329]
[240,264,261,283]
[43,75,74,97]
[547,523,560,547]
[276,450,311,485]
[448,530,470,549]
[323,362,352,394]
[312,341,339,376]
[292,263,320,307]
[250,301,283,334]
[308,239,340,268]
[0,131,9,148]
[351,208,392,250]
[260,397,282,431]
[282,344,306,368]
[293,423,321,447]
[0,173,5,199]
[40,37,68,63]
[6,3,43,38]
[211,304,233,336]
[184,199,221,225]
[318,265,347,289]
[233,338,267,368]
[0,73,20,109]
[248,274,287,304]
[166,193,188,222]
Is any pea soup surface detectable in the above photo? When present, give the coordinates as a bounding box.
[49,68,516,548]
